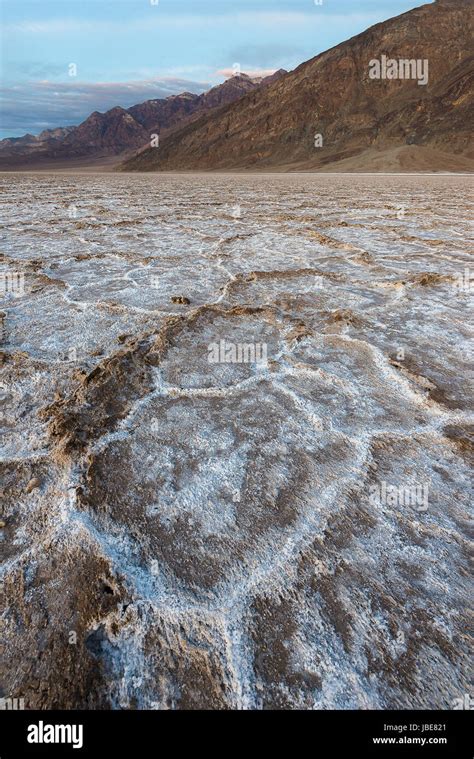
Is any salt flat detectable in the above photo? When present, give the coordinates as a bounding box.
[0,173,472,709]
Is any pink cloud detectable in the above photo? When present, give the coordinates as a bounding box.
[216,68,278,80]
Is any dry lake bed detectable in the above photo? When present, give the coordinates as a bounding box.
[0,173,472,709]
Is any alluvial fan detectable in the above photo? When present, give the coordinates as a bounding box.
[0,173,472,709]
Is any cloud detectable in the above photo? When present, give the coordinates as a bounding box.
[216,68,278,80]
[0,78,210,137]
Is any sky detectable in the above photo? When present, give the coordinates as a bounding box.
[0,0,432,139]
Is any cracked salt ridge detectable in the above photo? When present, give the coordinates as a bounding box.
[57,342,465,601]
[1,174,473,709]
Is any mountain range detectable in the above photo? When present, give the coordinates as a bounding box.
[1,0,472,172]
[0,71,286,169]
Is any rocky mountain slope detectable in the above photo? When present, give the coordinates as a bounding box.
[0,127,75,163]
[0,72,286,168]
[122,0,473,172]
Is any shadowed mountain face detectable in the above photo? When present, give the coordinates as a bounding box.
[123,0,474,173]
[0,72,286,168]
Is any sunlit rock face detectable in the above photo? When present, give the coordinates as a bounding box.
[0,173,472,709]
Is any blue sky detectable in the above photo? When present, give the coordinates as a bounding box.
[0,0,431,138]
